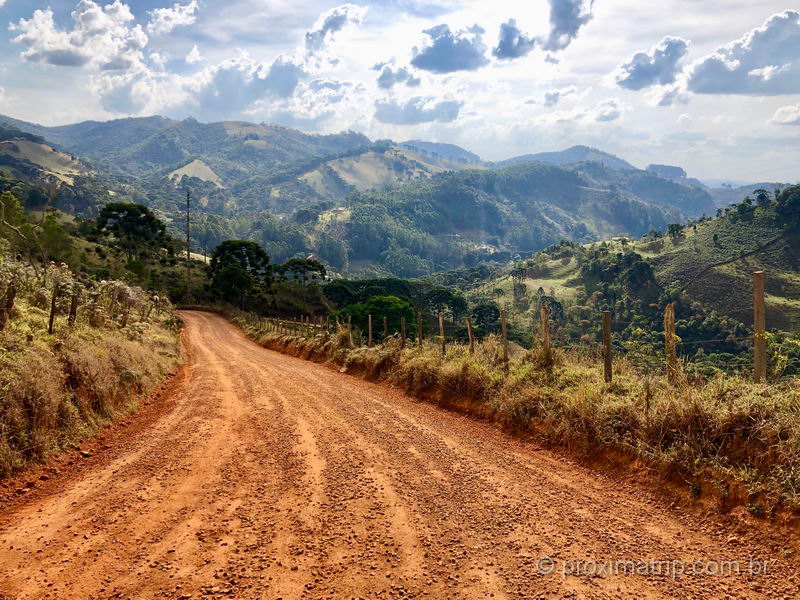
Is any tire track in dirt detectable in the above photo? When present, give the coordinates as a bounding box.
[1,311,799,599]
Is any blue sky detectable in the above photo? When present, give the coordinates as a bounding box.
[0,0,799,182]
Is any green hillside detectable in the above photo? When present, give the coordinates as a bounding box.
[463,185,800,359]
[0,114,728,278]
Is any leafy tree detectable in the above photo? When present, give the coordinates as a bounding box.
[472,302,500,330]
[776,185,800,224]
[425,286,468,320]
[96,203,174,260]
[281,258,327,286]
[208,240,272,308]
[667,223,685,241]
[426,286,454,314]
[753,188,771,208]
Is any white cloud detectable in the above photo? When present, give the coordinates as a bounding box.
[592,98,624,122]
[11,1,147,71]
[188,53,306,115]
[771,104,800,126]
[687,10,800,95]
[305,4,367,55]
[540,98,627,124]
[147,1,199,36]
[543,85,577,107]
[150,51,168,70]
[410,24,489,73]
[615,37,689,91]
[374,96,462,124]
[186,45,203,65]
[541,0,595,52]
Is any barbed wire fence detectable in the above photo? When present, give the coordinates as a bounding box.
[235,271,774,384]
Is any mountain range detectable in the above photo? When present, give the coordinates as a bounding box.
[0,113,781,277]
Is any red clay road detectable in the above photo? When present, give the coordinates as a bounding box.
[1,310,799,599]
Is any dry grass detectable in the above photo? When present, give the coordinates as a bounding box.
[0,299,180,476]
[233,315,800,511]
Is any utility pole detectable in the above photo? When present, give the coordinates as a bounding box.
[185,188,192,304]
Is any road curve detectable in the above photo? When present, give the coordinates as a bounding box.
[1,311,799,599]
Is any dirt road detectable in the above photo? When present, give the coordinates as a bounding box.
[1,311,799,599]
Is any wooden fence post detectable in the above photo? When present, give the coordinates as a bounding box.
[347,315,353,347]
[0,280,16,331]
[753,271,767,383]
[383,316,388,340]
[368,314,373,348]
[540,305,550,361]
[500,309,509,364]
[602,310,612,383]
[400,316,406,347]
[439,311,446,356]
[68,289,81,328]
[466,317,475,354]
[48,283,60,335]
[664,302,678,383]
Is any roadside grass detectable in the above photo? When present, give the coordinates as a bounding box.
[235,315,800,515]
[0,297,181,477]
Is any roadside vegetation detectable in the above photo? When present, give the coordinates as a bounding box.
[0,188,181,477]
[230,313,800,515]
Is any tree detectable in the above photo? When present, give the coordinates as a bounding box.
[96,203,174,260]
[282,258,327,287]
[472,302,500,330]
[667,223,685,241]
[208,240,272,308]
[426,286,454,314]
[776,185,800,224]
[425,286,467,319]
[753,188,771,208]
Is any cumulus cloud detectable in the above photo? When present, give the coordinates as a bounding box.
[186,44,203,65]
[542,0,595,52]
[615,37,689,91]
[374,96,461,124]
[493,19,536,60]
[376,66,421,89]
[150,51,168,70]
[772,104,800,125]
[305,4,366,55]
[410,24,488,73]
[11,1,147,70]
[543,85,578,107]
[147,1,198,35]
[191,54,306,114]
[593,99,623,122]
[688,10,800,95]
[656,85,689,107]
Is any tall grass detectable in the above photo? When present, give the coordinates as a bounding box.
[234,316,800,511]
[0,262,181,477]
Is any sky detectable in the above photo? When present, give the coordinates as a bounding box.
[0,0,799,182]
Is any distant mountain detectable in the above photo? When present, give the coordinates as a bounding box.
[708,182,791,208]
[306,160,717,277]
[0,112,722,277]
[647,164,687,179]
[400,140,482,164]
[646,163,706,190]
[496,145,636,171]
[0,114,372,181]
